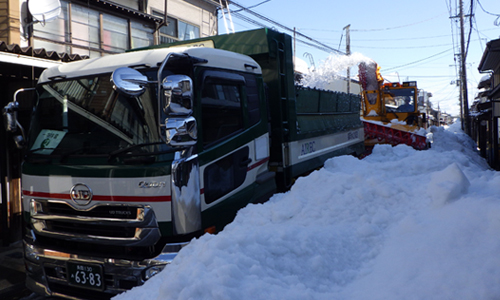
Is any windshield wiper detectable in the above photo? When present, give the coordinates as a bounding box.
[107,142,176,163]
[27,147,57,155]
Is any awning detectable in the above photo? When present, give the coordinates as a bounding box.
[0,51,62,69]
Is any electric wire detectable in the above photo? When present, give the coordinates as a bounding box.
[354,42,454,50]
[477,0,500,26]
[351,13,448,32]
[382,48,454,72]
[300,13,447,32]
[232,0,272,12]
[227,1,345,55]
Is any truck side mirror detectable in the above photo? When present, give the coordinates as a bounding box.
[162,75,196,147]
[3,87,36,149]
[111,67,149,97]
[3,101,19,132]
[3,102,25,149]
[162,75,193,116]
[165,116,197,147]
[161,74,201,236]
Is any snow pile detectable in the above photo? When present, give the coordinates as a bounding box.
[115,123,500,300]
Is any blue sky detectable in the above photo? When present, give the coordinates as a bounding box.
[220,0,500,116]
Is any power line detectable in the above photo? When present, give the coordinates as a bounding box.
[352,13,447,32]
[354,43,453,50]
[382,48,454,72]
[227,1,345,55]
[349,34,453,42]
[318,34,454,43]
[477,0,500,26]
[229,10,336,53]
[298,13,447,33]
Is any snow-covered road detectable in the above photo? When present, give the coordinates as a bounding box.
[115,124,500,300]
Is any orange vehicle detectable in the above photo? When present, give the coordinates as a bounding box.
[358,60,428,151]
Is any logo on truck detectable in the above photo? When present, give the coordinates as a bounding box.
[138,181,166,188]
[70,183,93,206]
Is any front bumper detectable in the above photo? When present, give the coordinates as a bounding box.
[24,240,185,300]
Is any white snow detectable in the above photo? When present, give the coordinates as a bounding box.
[299,52,370,91]
[114,122,500,300]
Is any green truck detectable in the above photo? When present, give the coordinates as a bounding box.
[3,28,364,299]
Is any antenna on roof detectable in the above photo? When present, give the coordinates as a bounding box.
[28,0,61,25]
[23,0,61,39]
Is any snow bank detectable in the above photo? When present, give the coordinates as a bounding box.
[115,123,500,300]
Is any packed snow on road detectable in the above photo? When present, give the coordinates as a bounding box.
[114,123,500,300]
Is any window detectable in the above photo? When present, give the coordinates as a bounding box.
[159,16,178,43]
[153,11,200,43]
[102,13,128,52]
[71,5,100,49]
[200,70,263,147]
[243,74,261,125]
[131,20,155,49]
[201,72,245,146]
[178,21,200,40]
[32,1,155,57]
[203,146,249,204]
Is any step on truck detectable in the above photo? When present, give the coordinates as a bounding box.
[3,28,364,299]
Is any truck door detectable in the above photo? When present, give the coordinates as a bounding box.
[198,69,263,229]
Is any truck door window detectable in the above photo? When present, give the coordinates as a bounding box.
[204,146,249,204]
[243,73,261,126]
[201,72,245,147]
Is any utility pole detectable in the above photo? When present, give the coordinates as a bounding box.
[459,0,470,135]
[344,24,351,94]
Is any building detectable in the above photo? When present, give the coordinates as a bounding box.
[0,0,221,245]
[475,38,500,170]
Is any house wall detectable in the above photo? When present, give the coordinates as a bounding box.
[0,0,20,44]
[148,0,218,38]
[8,0,218,53]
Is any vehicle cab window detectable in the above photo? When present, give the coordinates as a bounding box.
[200,71,246,147]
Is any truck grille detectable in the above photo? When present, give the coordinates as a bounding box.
[30,199,161,248]
[45,220,137,238]
[40,202,139,220]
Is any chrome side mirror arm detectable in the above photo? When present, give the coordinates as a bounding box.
[3,88,36,149]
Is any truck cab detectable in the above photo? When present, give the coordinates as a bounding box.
[17,46,272,299]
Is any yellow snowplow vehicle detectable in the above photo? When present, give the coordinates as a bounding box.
[358,61,428,151]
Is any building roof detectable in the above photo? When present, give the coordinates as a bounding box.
[74,0,221,21]
[0,41,88,63]
[74,0,162,22]
[478,38,500,72]
[478,74,491,90]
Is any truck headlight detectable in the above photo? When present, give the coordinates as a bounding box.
[144,264,166,280]
[30,199,42,216]
[24,242,38,261]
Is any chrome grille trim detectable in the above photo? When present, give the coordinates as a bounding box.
[30,199,161,246]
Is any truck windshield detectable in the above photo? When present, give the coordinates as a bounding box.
[28,73,165,157]
[384,87,416,113]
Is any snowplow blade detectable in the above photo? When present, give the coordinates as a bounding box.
[363,120,428,151]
